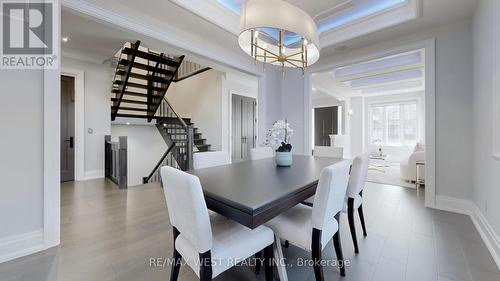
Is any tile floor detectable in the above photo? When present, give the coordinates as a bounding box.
[0,179,498,281]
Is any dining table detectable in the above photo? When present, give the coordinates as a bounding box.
[188,154,348,281]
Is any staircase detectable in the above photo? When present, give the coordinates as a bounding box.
[109,41,213,183]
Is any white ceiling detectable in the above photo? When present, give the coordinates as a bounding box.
[320,0,479,57]
[282,0,353,19]
[61,0,479,77]
[312,49,425,99]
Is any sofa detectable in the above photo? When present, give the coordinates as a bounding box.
[400,142,426,182]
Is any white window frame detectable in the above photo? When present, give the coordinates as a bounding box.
[368,99,419,147]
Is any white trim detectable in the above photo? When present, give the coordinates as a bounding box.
[169,0,240,35]
[61,68,85,181]
[84,169,105,180]
[434,196,500,270]
[494,0,500,160]
[0,230,44,263]
[320,0,421,47]
[43,0,61,254]
[435,195,472,215]
[470,204,500,270]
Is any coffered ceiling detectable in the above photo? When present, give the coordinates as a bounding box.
[312,49,425,99]
[172,0,420,48]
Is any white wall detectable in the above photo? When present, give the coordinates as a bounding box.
[472,0,500,261]
[0,71,44,240]
[167,69,223,151]
[61,57,112,179]
[349,96,365,158]
[111,125,167,187]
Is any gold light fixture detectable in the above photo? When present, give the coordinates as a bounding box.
[238,0,320,76]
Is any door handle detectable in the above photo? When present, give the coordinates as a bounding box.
[65,137,74,148]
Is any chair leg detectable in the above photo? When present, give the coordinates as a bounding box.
[358,204,367,237]
[347,198,359,254]
[311,228,324,281]
[255,251,263,274]
[199,251,212,281]
[170,227,181,281]
[333,213,346,277]
[264,244,274,281]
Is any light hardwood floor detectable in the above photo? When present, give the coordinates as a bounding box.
[1,179,499,281]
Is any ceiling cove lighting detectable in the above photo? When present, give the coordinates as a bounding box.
[238,0,320,76]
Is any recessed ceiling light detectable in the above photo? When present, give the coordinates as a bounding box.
[62,37,69,42]
[126,122,130,125]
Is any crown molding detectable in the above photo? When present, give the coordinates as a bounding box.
[169,0,240,35]
[320,0,421,47]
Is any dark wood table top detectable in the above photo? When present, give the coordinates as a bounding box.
[188,155,346,229]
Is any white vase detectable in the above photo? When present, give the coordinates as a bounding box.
[275,151,293,167]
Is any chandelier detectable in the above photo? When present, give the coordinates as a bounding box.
[238,0,320,76]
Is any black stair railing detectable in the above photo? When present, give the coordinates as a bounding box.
[142,142,176,184]
[143,97,194,183]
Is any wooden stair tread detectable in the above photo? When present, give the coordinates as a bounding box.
[117,71,170,83]
[112,89,162,99]
[114,80,163,92]
[122,47,180,67]
[111,98,148,105]
[112,106,153,112]
[119,59,175,76]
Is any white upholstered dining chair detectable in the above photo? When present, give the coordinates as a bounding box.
[303,146,345,205]
[313,146,344,158]
[342,153,369,254]
[160,166,275,281]
[193,151,230,169]
[265,160,351,279]
[250,146,274,160]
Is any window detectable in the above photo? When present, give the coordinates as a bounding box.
[369,101,418,146]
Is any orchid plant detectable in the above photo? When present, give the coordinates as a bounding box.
[263,119,293,152]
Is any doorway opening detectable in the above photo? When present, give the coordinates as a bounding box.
[311,44,433,205]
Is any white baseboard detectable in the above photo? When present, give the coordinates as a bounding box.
[435,195,473,215]
[470,204,500,269]
[0,230,44,263]
[434,195,500,270]
[84,169,104,180]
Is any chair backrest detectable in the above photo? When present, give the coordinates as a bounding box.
[193,151,231,169]
[346,153,370,198]
[311,160,351,231]
[250,147,274,160]
[313,146,344,158]
[160,166,212,253]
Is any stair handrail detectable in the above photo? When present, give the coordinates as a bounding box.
[161,96,194,170]
[161,97,188,129]
[143,142,176,184]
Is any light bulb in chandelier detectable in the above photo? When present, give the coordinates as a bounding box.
[238,0,320,75]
